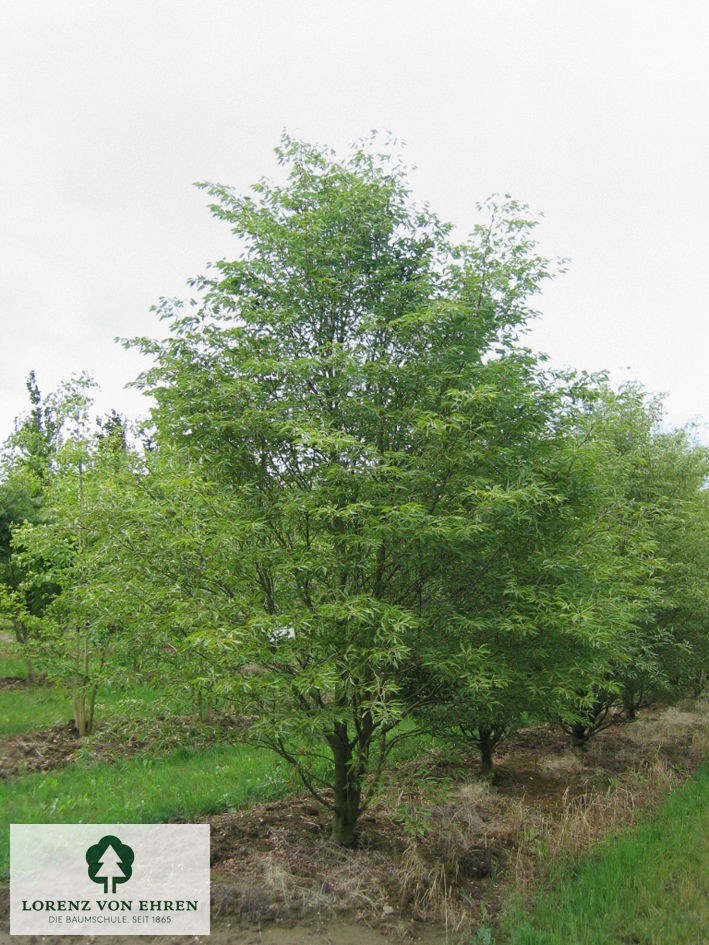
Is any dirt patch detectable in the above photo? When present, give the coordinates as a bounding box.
[0,676,48,691]
[0,883,446,945]
[0,715,246,779]
[0,722,81,778]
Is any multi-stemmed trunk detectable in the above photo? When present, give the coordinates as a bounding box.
[72,682,98,737]
[72,631,97,736]
[570,721,589,748]
[564,695,615,748]
[461,723,506,781]
[621,682,650,721]
[326,714,374,847]
[71,628,109,737]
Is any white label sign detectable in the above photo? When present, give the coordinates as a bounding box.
[10,824,210,935]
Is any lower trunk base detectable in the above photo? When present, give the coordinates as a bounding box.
[330,811,358,847]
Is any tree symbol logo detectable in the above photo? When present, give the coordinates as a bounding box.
[85,835,134,894]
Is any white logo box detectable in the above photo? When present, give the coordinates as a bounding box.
[10,824,210,936]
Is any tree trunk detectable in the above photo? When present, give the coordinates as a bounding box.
[622,684,639,720]
[72,633,94,737]
[86,684,98,735]
[570,722,588,748]
[194,688,212,723]
[330,796,360,846]
[328,721,362,847]
[12,618,35,682]
[73,686,87,736]
[478,728,495,781]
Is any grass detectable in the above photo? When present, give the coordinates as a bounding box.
[0,684,74,734]
[0,733,444,882]
[0,643,74,733]
[500,759,709,945]
[0,674,191,736]
[0,741,299,880]
[0,651,28,679]
[0,637,201,735]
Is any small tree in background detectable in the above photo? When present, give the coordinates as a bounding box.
[554,383,709,742]
[413,369,660,767]
[0,372,67,680]
[8,377,129,735]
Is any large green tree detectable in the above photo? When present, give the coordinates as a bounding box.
[124,136,559,844]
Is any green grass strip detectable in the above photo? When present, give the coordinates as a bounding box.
[0,680,190,735]
[0,648,72,734]
[0,742,298,880]
[0,653,28,679]
[503,760,709,945]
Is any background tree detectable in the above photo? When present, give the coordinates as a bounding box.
[8,377,127,735]
[0,372,64,679]
[413,368,658,765]
[594,388,709,713]
[553,383,709,744]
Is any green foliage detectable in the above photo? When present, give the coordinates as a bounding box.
[557,384,709,738]
[117,135,566,844]
[410,370,668,766]
[1,376,135,735]
[0,372,62,673]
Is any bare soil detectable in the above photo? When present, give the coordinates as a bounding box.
[0,715,245,779]
[1,697,708,944]
[0,721,81,778]
[0,677,44,691]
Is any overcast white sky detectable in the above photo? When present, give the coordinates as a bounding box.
[2,0,708,442]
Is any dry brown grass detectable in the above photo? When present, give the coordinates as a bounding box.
[619,697,709,751]
[238,839,399,921]
[689,725,709,763]
[395,776,514,926]
[510,749,688,895]
[535,751,585,778]
[390,697,709,925]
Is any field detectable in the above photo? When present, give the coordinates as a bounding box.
[1,633,708,945]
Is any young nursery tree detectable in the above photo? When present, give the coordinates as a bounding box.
[125,135,560,844]
[8,377,127,735]
[601,390,709,710]
[0,372,65,679]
